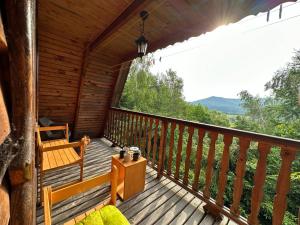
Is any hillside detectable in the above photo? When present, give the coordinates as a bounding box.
[191,96,245,115]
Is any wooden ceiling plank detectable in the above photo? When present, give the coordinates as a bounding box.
[89,0,151,51]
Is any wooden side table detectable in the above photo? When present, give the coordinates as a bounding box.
[111,154,146,200]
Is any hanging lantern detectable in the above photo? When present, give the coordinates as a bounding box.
[136,11,149,58]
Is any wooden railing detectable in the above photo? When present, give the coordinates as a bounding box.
[104,107,300,225]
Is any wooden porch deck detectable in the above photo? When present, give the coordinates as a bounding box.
[37,138,232,225]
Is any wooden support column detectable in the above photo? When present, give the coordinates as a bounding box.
[111,61,132,107]
[5,0,36,225]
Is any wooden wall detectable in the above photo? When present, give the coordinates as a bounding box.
[38,31,84,129]
[74,50,120,137]
[38,31,123,138]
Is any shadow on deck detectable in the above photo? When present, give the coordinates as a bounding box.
[37,138,233,225]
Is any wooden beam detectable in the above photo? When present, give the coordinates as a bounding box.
[73,48,90,139]
[89,0,150,50]
[111,61,132,107]
[5,0,37,225]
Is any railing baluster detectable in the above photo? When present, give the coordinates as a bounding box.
[183,126,194,185]
[132,115,139,146]
[216,134,233,207]
[108,110,112,140]
[113,110,117,143]
[204,132,218,199]
[167,122,176,175]
[147,117,153,160]
[124,113,130,146]
[174,124,185,180]
[192,128,206,191]
[129,113,134,145]
[152,119,160,166]
[138,116,143,149]
[272,147,296,225]
[119,111,124,146]
[158,121,168,178]
[230,138,251,216]
[141,117,148,155]
[121,112,127,146]
[248,142,271,225]
[116,111,121,144]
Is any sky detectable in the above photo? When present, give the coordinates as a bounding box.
[150,1,300,102]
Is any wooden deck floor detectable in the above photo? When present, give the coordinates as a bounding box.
[37,138,232,225]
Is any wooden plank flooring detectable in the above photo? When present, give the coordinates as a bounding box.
[37,138,233,225]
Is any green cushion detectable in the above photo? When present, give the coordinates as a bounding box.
[75,205,130,225]
[99,205,130,225]
[75,210,104,225]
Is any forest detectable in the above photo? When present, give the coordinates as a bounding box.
[119,50,300,225]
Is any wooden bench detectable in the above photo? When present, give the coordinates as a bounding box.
[37,124,90,201]
[43,165,118,225]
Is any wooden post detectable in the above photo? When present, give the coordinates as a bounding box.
[5,0,36,225]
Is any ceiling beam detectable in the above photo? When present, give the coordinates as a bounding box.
[89,0,151,51]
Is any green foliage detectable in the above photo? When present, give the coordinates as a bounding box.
[120,51,300,225]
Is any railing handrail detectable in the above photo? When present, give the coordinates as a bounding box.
[110,107,300,149]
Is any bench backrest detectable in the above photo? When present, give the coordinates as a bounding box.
[36,124,69,146]
[43,165,118,225]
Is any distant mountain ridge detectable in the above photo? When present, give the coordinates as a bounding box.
[191,96,245,115]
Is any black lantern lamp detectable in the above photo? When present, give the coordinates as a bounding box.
[136,11,149,58]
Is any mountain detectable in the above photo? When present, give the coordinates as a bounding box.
[191,96,245,115]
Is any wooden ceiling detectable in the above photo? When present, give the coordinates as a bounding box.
[38,0,134,45]
[39,0,295,63]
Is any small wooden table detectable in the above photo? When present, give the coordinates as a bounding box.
[111,154,146,200]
